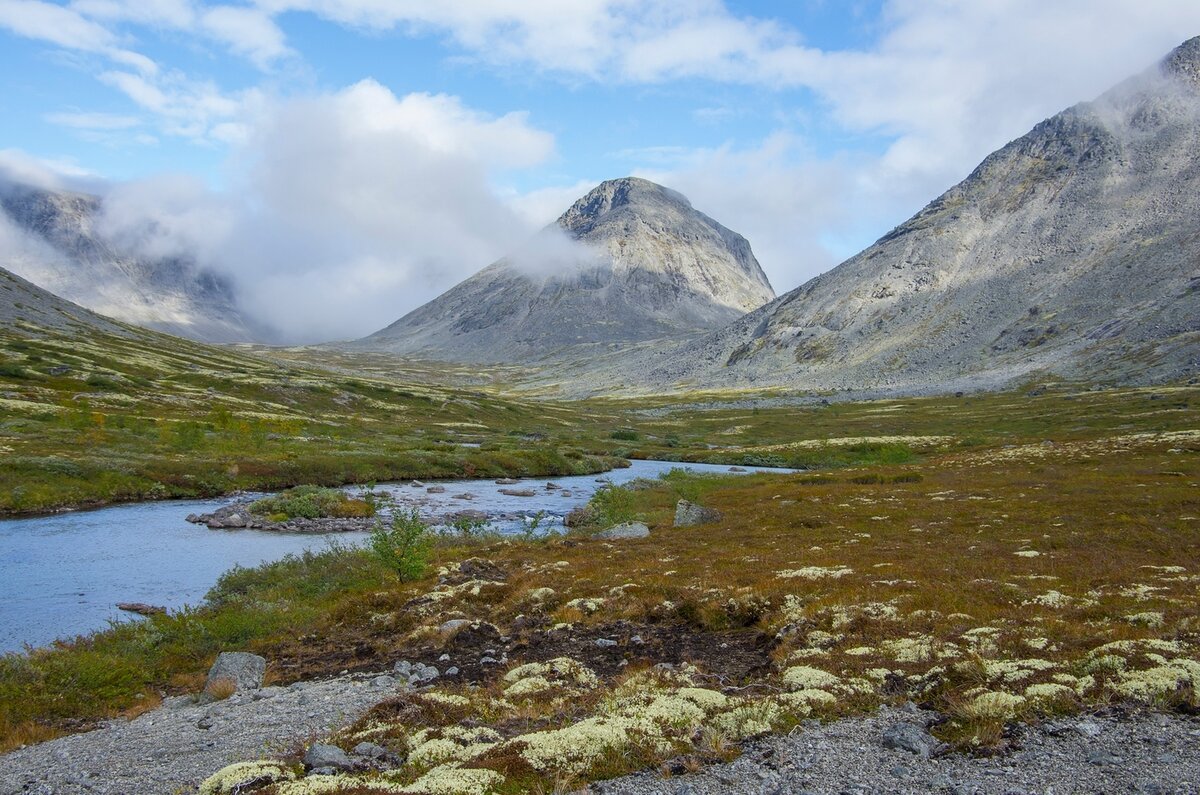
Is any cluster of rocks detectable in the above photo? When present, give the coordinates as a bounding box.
[594,500,722,540]
[185,503,376,534]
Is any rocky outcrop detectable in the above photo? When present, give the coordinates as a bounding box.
[0,182,266,343]
[356,177,775,363]
[186,503,375,534]
[615,37,1200,395]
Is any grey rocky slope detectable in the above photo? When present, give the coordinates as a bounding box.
[616,37,1200,396]
[0,181,264,343]
[0,264,132,338]
[357,177,775,363]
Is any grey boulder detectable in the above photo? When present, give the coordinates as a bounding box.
[673,500,722,527]
[596,522,651,539]
[304,743,353,772]
[202,652,266,700]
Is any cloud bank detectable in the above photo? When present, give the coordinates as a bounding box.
[80,82,558,342]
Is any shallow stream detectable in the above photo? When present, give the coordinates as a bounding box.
[0,460,786,653]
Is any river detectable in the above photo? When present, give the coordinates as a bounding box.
[0,460,786,654]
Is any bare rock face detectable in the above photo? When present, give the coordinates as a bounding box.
[0,182,266,343]
[357,177,775,363]
[628,37,1200,394]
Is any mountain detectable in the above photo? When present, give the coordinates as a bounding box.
[629,37,1200,395]
[358,177,775,362]
[0,264,133,338]
[0,182,264,343]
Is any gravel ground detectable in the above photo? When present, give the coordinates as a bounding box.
[2,689,1197,795]
[0,671,394,795]
[597,705,1200,795]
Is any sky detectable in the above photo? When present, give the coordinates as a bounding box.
[0,0,1198,342]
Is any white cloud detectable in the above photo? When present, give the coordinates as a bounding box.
[69,0,197,28]
[44,111,141,130]
[0,148,102,191]
[86,82,558,342]
[200,5,291,67]
[0,0,155,73]
[98,68,256,141]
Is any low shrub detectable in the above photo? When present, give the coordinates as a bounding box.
[248,485,375,520]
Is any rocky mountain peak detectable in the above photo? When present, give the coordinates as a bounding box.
[1162,35,1200,86]
[356,177,776,363]
[558,177,692,236]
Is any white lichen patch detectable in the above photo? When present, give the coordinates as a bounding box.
[781,665,841,691]
[776,566,853,580]
[1024,683,1075,701]
[1026,590,1072,608]
[880,636,937,664]
[503,657,599,698]
[199,761,295,795]
[1014,550,1041,558]
[398,764,505,795]
[1124,611,1166,628]
[564,597,604,614]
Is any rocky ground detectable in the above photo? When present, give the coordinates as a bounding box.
[0,671,392,795]
[2,681,1196,795]
[600,705,1200,795]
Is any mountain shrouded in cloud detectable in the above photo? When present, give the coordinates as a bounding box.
[0,81,560,343]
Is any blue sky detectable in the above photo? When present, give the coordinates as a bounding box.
[0,1,1198,341]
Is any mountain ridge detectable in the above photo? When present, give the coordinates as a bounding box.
[598,36,1200,396]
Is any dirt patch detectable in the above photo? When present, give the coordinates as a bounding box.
[265,619,774,690]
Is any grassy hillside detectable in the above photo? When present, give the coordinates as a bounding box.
[0,326,631,515]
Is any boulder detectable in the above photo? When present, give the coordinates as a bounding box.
[596,522,650,540]
[673,500,722,527]
[303,743,354,772]
[202,652,266,700]
[881,722,933,757]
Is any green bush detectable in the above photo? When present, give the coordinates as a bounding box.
[249,485,375,520]
[370,510,432,581]
[0,362,29,379]
[610,429,640,441]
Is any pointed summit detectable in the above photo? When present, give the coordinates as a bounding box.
[1162,35,1200,86]
[357,177,775,362]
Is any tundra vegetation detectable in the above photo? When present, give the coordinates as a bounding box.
[0,364,1196,794]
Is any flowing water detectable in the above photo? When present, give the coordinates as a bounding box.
[0,460,787,653]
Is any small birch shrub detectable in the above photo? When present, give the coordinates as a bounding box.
[370,510,432,582]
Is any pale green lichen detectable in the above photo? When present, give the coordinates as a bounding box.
[198,761,295,795]
[398,764,504,795]
[781,665,841,691]
[776,566,853,580]
[1024,683,1075,701]
[963,691,1026,719]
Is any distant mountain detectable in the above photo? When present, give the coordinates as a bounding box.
[630,36,1200,394]
[358,177,775,362]
[0,183,264,343]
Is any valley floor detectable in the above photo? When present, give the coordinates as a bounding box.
[0,384,1197,794]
